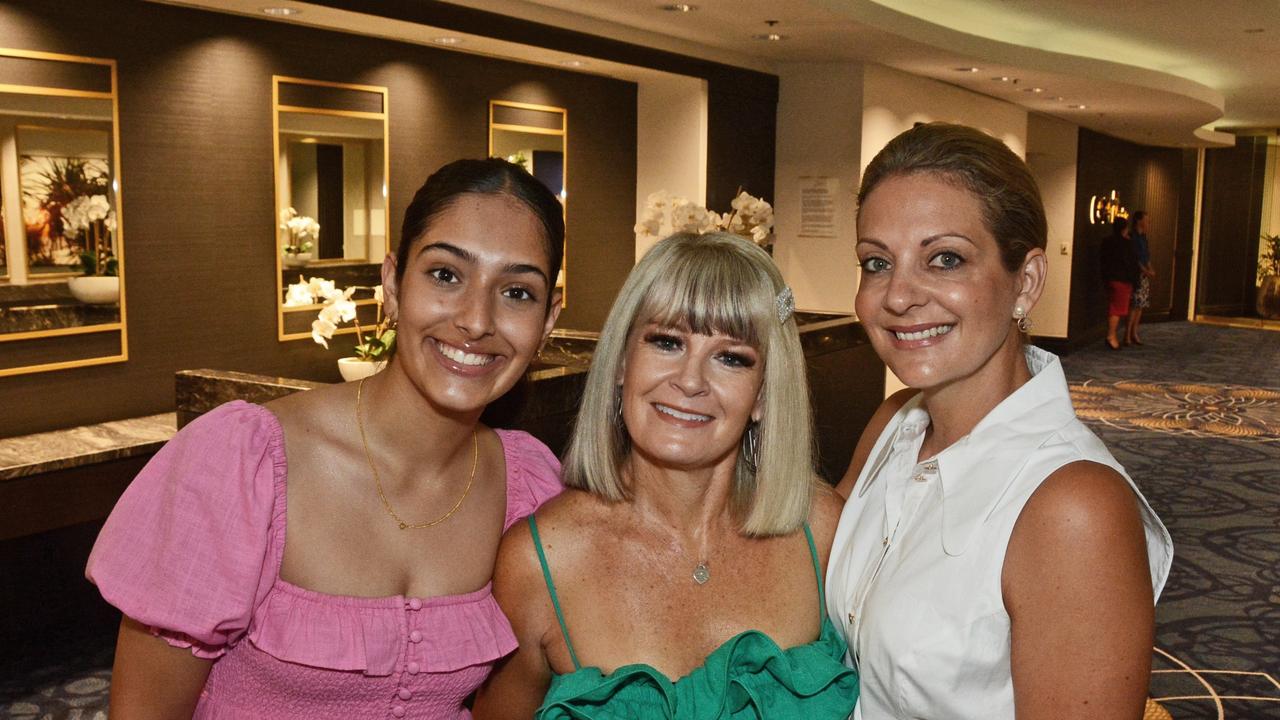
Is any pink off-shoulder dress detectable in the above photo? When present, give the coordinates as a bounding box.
[86,401,563,720]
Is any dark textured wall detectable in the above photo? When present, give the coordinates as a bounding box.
[1197,136,1269,317]
[1067,129,1191,348]
[0,0,638,437]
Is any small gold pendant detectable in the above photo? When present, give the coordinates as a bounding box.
[399,522,408,530]
[692,563,710,585]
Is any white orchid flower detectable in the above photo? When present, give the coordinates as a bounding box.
[646,190,671,209]
[283,281,315,307]
[311,317,337,348]
[307,277,337,301]
[373,285,383,304]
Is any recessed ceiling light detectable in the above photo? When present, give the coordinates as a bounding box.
[1021,87,1045,93]
[559,59,587,68]
[1068,104,1087,109]
[661,3,697,11]
[261,6,300,16]
[431,37,463,45]
[753,33,786,41]
[993,76,1011,82]
[955,67,981,73]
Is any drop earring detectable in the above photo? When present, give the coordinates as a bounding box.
[1013,306,1033,333]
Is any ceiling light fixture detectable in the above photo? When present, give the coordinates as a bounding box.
[754,33,786,41]
[955,67,980,73]
[1068,104,1087,109]
[661,3,697,11]
[1021,87,1045,93]
[261,6,300,16]
[993,76,1011,82]
[560,59,587,67]
[431,36,463,45]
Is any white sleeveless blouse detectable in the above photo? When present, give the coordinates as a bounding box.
[826,347,1172,720]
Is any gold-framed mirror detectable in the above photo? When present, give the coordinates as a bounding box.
[273,76,389,341]
[489,100,566,299]
[0,48,126,377]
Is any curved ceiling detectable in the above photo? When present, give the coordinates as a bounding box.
[163,0,1280,147]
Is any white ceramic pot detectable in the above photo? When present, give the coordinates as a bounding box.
[283,252,312,268]
[338,357,387,382]
[67,275,120,305]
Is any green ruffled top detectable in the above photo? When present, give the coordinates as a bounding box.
[528,517,859,719]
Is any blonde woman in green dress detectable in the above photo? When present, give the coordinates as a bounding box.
[475,231,858,719]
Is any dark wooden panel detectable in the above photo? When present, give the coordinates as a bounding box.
[0,329,121,371]
[315,143,344,258]
[707,83,777,214]
[1169,149,1199,320]
[0,454,147,541]
[492,104,563,130]
[278,81,383,113]
[1197,136,1268,317]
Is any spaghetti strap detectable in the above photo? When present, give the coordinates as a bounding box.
[527,514,582,670]
[802,523,827,621]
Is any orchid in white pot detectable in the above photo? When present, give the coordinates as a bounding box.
[285,276,396,380]
[280,207,319,267]
[62,193,120,304]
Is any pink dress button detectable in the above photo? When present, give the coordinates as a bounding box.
[409,630,423,643]
[405,661,420,675]
[391,705,406,717]
[398,688,412,700]
[407,598,422,611]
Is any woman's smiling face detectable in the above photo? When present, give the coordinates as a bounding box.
[855,172,1031,393]
[383,192,560,416]
[620,321,764,474]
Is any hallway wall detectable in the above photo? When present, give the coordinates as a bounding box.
[0,0,639,436]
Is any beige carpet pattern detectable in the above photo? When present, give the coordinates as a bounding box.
[1069,381,1280,443]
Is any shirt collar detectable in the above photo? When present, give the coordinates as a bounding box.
[858,347,1079,556]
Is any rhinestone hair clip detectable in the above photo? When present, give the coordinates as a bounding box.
[776,286,795,324]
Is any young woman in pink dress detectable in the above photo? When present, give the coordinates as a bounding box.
[86,158,566,719]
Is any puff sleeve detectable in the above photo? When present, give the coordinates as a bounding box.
[86,401,286,658]
[497,429,563,532]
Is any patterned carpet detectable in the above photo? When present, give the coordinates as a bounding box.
[2,321,1276,719]
[1060,322,1280,720]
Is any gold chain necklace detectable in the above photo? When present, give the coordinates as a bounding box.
[356,377,478,530]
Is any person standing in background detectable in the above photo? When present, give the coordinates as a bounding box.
[1126,211,1155,345]
[1100,216,1139,350]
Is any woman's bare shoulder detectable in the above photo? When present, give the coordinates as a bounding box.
[806,481,845,567]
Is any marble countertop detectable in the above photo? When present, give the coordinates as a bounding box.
[0,413,176,481]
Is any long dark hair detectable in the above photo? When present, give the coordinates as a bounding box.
[396,158,565,302]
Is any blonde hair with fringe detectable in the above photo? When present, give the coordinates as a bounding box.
[562,232,816,537]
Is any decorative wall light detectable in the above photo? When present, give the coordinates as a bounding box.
[1088,189,1130,225]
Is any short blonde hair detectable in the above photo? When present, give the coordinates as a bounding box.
[563,232,816,536]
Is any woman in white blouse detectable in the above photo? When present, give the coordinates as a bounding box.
[828,123,1172,720]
